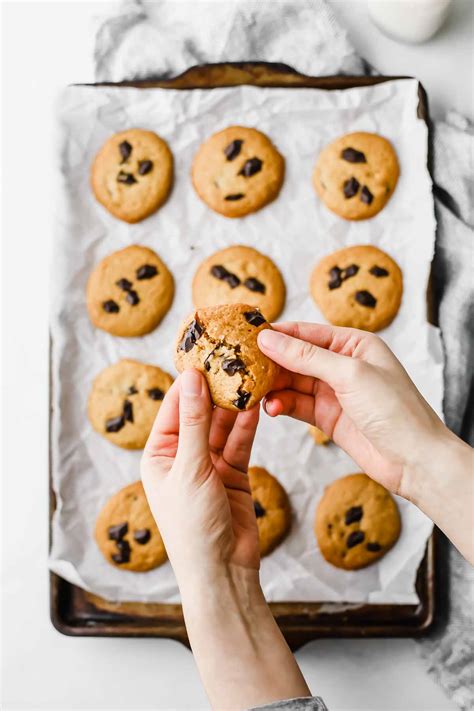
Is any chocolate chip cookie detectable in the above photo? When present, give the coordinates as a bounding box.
[86,245,174,337]
[91,128,173,223]
[313,132,399,220]
[88,359,173,449]
[192,126,285,217]
[95,481,167,571]
[192,245,286,321]
[310,245,403,332]
[248,466,291,557]
[315,473,401,570]
[174,304,279,411]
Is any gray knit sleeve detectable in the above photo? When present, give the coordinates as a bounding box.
[249,697,328,711]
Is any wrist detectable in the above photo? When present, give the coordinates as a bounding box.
[178,561,264,614]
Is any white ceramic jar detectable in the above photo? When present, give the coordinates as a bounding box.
[367,0,453,44]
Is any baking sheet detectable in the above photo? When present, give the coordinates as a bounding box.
[49,79,442,604]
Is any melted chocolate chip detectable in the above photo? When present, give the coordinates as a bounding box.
[106,414,125,433]
[222,357,246,376]
[225,193,245,201]
[126,290,140,306]
[179,319,204,352]
[370,266,389,278]
[148,388,164,401]
[138,160,153,175]
[233,389,251,410]
[224,139,243,161]
[116,278,133,292]
[133,528,151,545]
[343,176,360,198]
[343,264,359,279]
[210,265,241,289]
[119,140,132,163]
[254,500,266,518]
[366,542,382,552]
[136,264,158,280]
[360,186,374,205]
[355,290,377,308]
[112,539,131,564]
[123,400,134,423]
[225,273,241,289]
[346,530,365,548]
[244,277,266,294]
[127,385,138,395]
[341,147,366,163]
[239,157,263,177]
[103,299,120,313]
[345,506,363,525]
[328,267,343,290]
[117,171,137,185]
[108,522,128,541]
[244,310,266,327]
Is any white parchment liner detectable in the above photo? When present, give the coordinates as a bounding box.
[49,80,443,603]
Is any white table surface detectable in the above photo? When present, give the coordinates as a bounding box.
[3,1,471,709]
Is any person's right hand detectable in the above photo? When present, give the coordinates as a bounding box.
[257,322,447,497]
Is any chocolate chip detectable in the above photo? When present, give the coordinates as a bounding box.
[112,539,131,564]
[119,140,132,163]
[105,415,125,433]
[127,385,138,395]
[347,530,365,548]
[138,160,153,175]
[343,264,359,279]
[123,399,134,423]
[225,193,245,201]
[133,528,151,545]
[224,139,243,161]
[116,278,133,292]
[179,319,204,352]
[233,389,251,410]
[345,506,363,525]
[108,522,128,541]
[360,186,374,204]
[126,290,140,306]
[366,542,382,552]
[244,277,265,294]
[103,299,120,313]
[117,171,137,185]
[328,267,342,290]
[147,388,164,401]
[211,265,230,280]
[369,266,389,278]
[225,273,241,289]
[244,310,266,327]
[136,264,158,280]
[343,177,360,198]
[355,290,376,308]
[254,500,266,518]
[341,147,366,163]
[239,157,263,177]
[222,357,246,376]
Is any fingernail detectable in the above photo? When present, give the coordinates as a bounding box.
[181,369,202,396]
[258,329,286,353]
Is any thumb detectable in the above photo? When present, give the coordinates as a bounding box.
[176,369,212,466]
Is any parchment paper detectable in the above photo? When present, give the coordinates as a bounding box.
[49,79,443,603]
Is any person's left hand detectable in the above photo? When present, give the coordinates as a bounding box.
[141,369,261,584]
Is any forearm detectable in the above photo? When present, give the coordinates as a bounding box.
[178,564,310,710]
[401,427,474,563]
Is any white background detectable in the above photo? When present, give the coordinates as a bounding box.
[2,1,472,709]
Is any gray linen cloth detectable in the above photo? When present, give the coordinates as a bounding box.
[93,2,473,709]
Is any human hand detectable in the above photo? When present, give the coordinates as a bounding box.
[141,369,261,584]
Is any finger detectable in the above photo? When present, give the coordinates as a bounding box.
[271,368,319,396]
[222,406,260,473]
[271,321,367,356]
[209,407,238,455]
[176,369,213,466]
[263,389,315,424]
[143,378,180,458]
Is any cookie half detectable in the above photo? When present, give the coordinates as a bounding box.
[91,128,173,223]
[192,126,285,217]
[315,473,401,570]
[192,245,286,321]
[310,245,402,332]
[249,466,291,557]
[313,132,399,220]
[88,359,173,450]
[86,245,174,337]
[95,481,167,571]
[174,304,279,411]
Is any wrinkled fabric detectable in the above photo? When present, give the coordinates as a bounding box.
[250,697,328,711]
